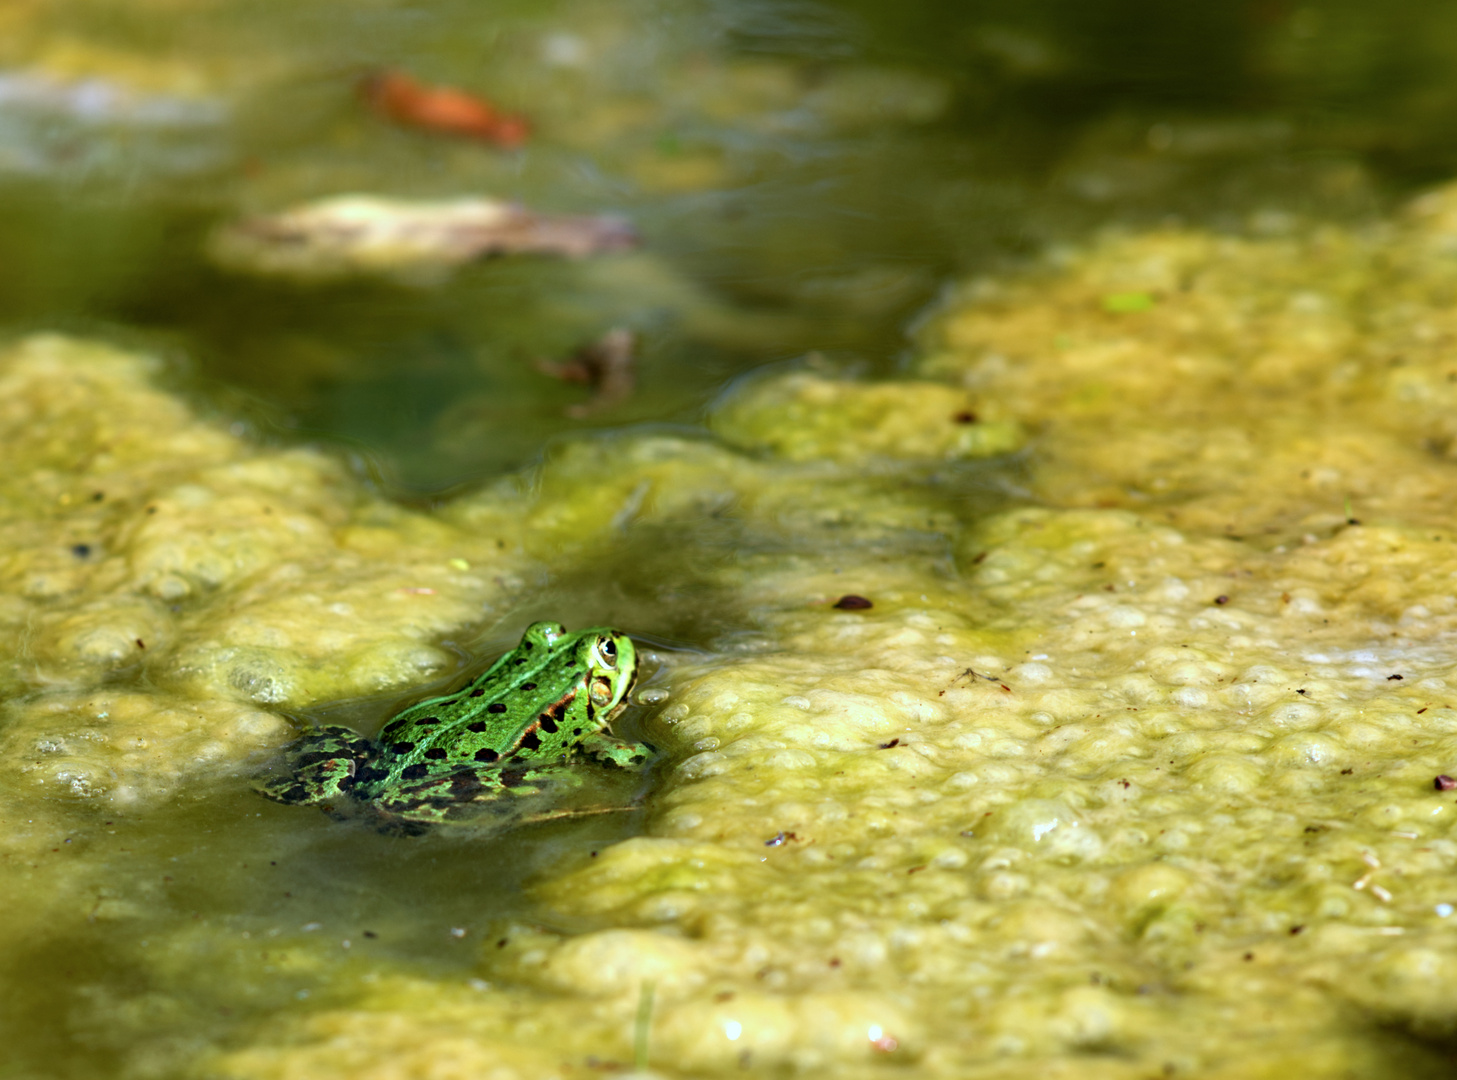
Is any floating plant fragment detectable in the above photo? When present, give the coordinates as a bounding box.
[536,327,637,417]
[207,195,637,282]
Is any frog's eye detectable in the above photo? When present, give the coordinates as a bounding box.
[595,636,618,669]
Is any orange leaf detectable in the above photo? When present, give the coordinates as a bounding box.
[361,70,529,148]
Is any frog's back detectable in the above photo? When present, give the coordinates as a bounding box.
[367,622,621,789]
[253,725,374,806]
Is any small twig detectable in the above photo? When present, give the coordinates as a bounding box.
[519,804,639,826]
[634,980,656,1071]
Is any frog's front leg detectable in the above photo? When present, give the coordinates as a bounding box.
[254,725,374,805]
[576,730,654,769]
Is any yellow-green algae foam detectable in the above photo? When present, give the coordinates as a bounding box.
[14,191,1457,1080]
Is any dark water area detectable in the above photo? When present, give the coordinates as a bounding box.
[1,782,647,1079]
[5,0,1457,491]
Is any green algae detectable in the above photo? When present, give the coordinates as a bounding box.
[711,370,1025,463]
[12,4,1457,1078]
[197,186,1457,1079]
[14,193,1457,1078]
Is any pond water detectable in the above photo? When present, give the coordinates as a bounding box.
[9,0,1453,490]
[7,2,1457,1078]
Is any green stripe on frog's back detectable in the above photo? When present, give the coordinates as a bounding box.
[376,622,570,757]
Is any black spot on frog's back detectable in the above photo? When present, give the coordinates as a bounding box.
[355,764,390,785]
[474,747,500,763]
[293,750,343,768]
[401,764,429,780]
[499,765,534,789]
[537,695,573,736]
[449,772,484,797]
[518,730,541,752]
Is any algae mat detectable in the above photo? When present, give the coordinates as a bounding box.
[9,190,1457,1078]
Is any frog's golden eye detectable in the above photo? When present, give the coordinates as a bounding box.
[595,636,618,669]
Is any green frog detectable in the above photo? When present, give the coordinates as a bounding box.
[254,621,651,828]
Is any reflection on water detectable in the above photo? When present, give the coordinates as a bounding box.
[3,784,645,1078]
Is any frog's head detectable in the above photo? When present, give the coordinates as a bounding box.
[526,621,638,718]
[580,628,637,717]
